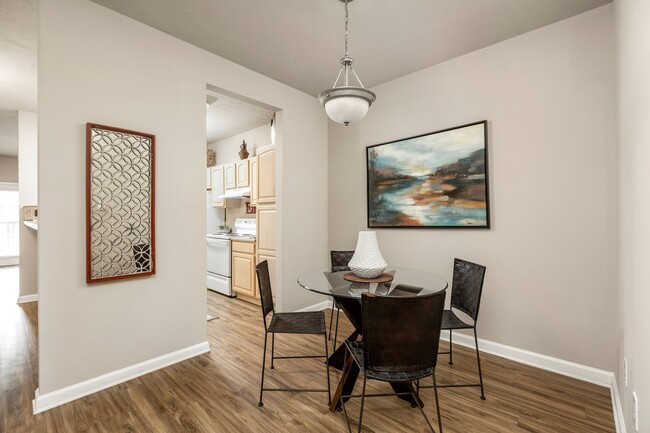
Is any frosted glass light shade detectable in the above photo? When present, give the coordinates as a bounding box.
[325,97,370,125]
[319,86,376,126]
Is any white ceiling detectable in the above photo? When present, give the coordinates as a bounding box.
[0,0,37,156]
[206,91,274,144]
[90,0,610,96]
[0,0,37,112]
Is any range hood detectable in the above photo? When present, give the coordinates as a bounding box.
[218,187,251,199]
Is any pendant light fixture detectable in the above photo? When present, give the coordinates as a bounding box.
[319,0,376,126]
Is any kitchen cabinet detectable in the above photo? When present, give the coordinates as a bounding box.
[206,168,213,190]
[232,241,258,302]
[224,162,237,190]
[256,204,276,295]
[236,159,250,188]
[250,156,258,205]
[211,166,225,208]
[257,145,276,203]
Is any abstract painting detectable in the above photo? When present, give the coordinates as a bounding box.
[367,121,490,228]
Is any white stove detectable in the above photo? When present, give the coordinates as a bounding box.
[207,218,256,296]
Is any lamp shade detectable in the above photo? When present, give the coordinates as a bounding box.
[319,86,376,125]
[324,96,369,125]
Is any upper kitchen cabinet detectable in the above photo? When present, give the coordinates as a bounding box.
[224,162,237,190]
[236,159,250,188]
[257,144,276,203]
[211,166,225,208]
[250,156,258,205]
[206,168,212,190]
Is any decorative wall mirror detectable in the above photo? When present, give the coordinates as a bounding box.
[86,123,155,283]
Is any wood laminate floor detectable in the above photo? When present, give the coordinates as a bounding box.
[1,266,615,432]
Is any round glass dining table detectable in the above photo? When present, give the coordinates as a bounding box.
[297,267,448,412]
[297,267,448,299]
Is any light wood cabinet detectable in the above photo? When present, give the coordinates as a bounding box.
[256,204,276,256]
[224,163,237,190]
[206,168,213,190]
[236,159,250,188]
[250,156,258,205]
[232,240,258,302]
[257,145,276,203]
[211,166,225,208]
[257,252,275,298]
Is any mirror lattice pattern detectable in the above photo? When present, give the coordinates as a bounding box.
[89,127,153,279]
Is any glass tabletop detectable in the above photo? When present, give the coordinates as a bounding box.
[297,267,448,299]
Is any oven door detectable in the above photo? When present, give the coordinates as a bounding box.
[207,237,231,277]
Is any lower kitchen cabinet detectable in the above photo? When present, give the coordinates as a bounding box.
[232,241,259,303]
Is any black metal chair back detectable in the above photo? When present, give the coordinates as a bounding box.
[361,291,446,374]
[330,250,355,272]
[450,258,486,322]
[256,261,274,324]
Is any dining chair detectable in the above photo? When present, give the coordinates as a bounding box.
[435,258,487,400]
[255,260,331,407]
[340,290,446,433]
[329,250,355,350]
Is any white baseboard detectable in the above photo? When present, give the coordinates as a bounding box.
[440,331,613,387]
[32,341,210,414]
[17,294,39,304]
[610,375,627,433]
[295,300,333,312]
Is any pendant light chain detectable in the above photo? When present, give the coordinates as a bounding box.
[318,0,376,125]
[344,0,349,57]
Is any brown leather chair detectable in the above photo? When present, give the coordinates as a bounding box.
[256,260,331,407]
[340,290,446,433]
[426,258,487,400]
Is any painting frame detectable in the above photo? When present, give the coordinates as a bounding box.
[366,120,490,229]
[86,122,156,284]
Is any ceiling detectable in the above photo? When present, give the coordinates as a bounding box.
[91,0,610,96]
[0,0,37,112]
[206,91,274,144]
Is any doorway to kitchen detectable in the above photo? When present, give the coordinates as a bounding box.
[204,84,280,316]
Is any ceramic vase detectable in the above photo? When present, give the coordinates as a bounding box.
[348,231,387,279]
[239,140,249,160]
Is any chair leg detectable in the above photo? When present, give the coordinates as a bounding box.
[270,333,275,369]
[340,390,353,433]
[433,372,443,433]
[409,382,436,433]
[324,332,331,405]
[258,332,268,407]
[328,306,335,340]
[357,376,368,433]
[474,328,486,400]
[333,308,340,352]
[449,329,453,365]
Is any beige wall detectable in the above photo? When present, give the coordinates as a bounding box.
[0,156,18,183]
[329,5,616,371]
[209,124,271,165]
[616,0,650,430]
[18,111,37,296]
[39,0,327,396]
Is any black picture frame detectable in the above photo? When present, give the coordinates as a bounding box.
[366,120,490,229]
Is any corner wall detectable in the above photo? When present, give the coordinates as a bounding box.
[38,0,327,397]
[616,0,650,430]
[18,111,37,297]
[328,5,616,371]
[0,156,18,183]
